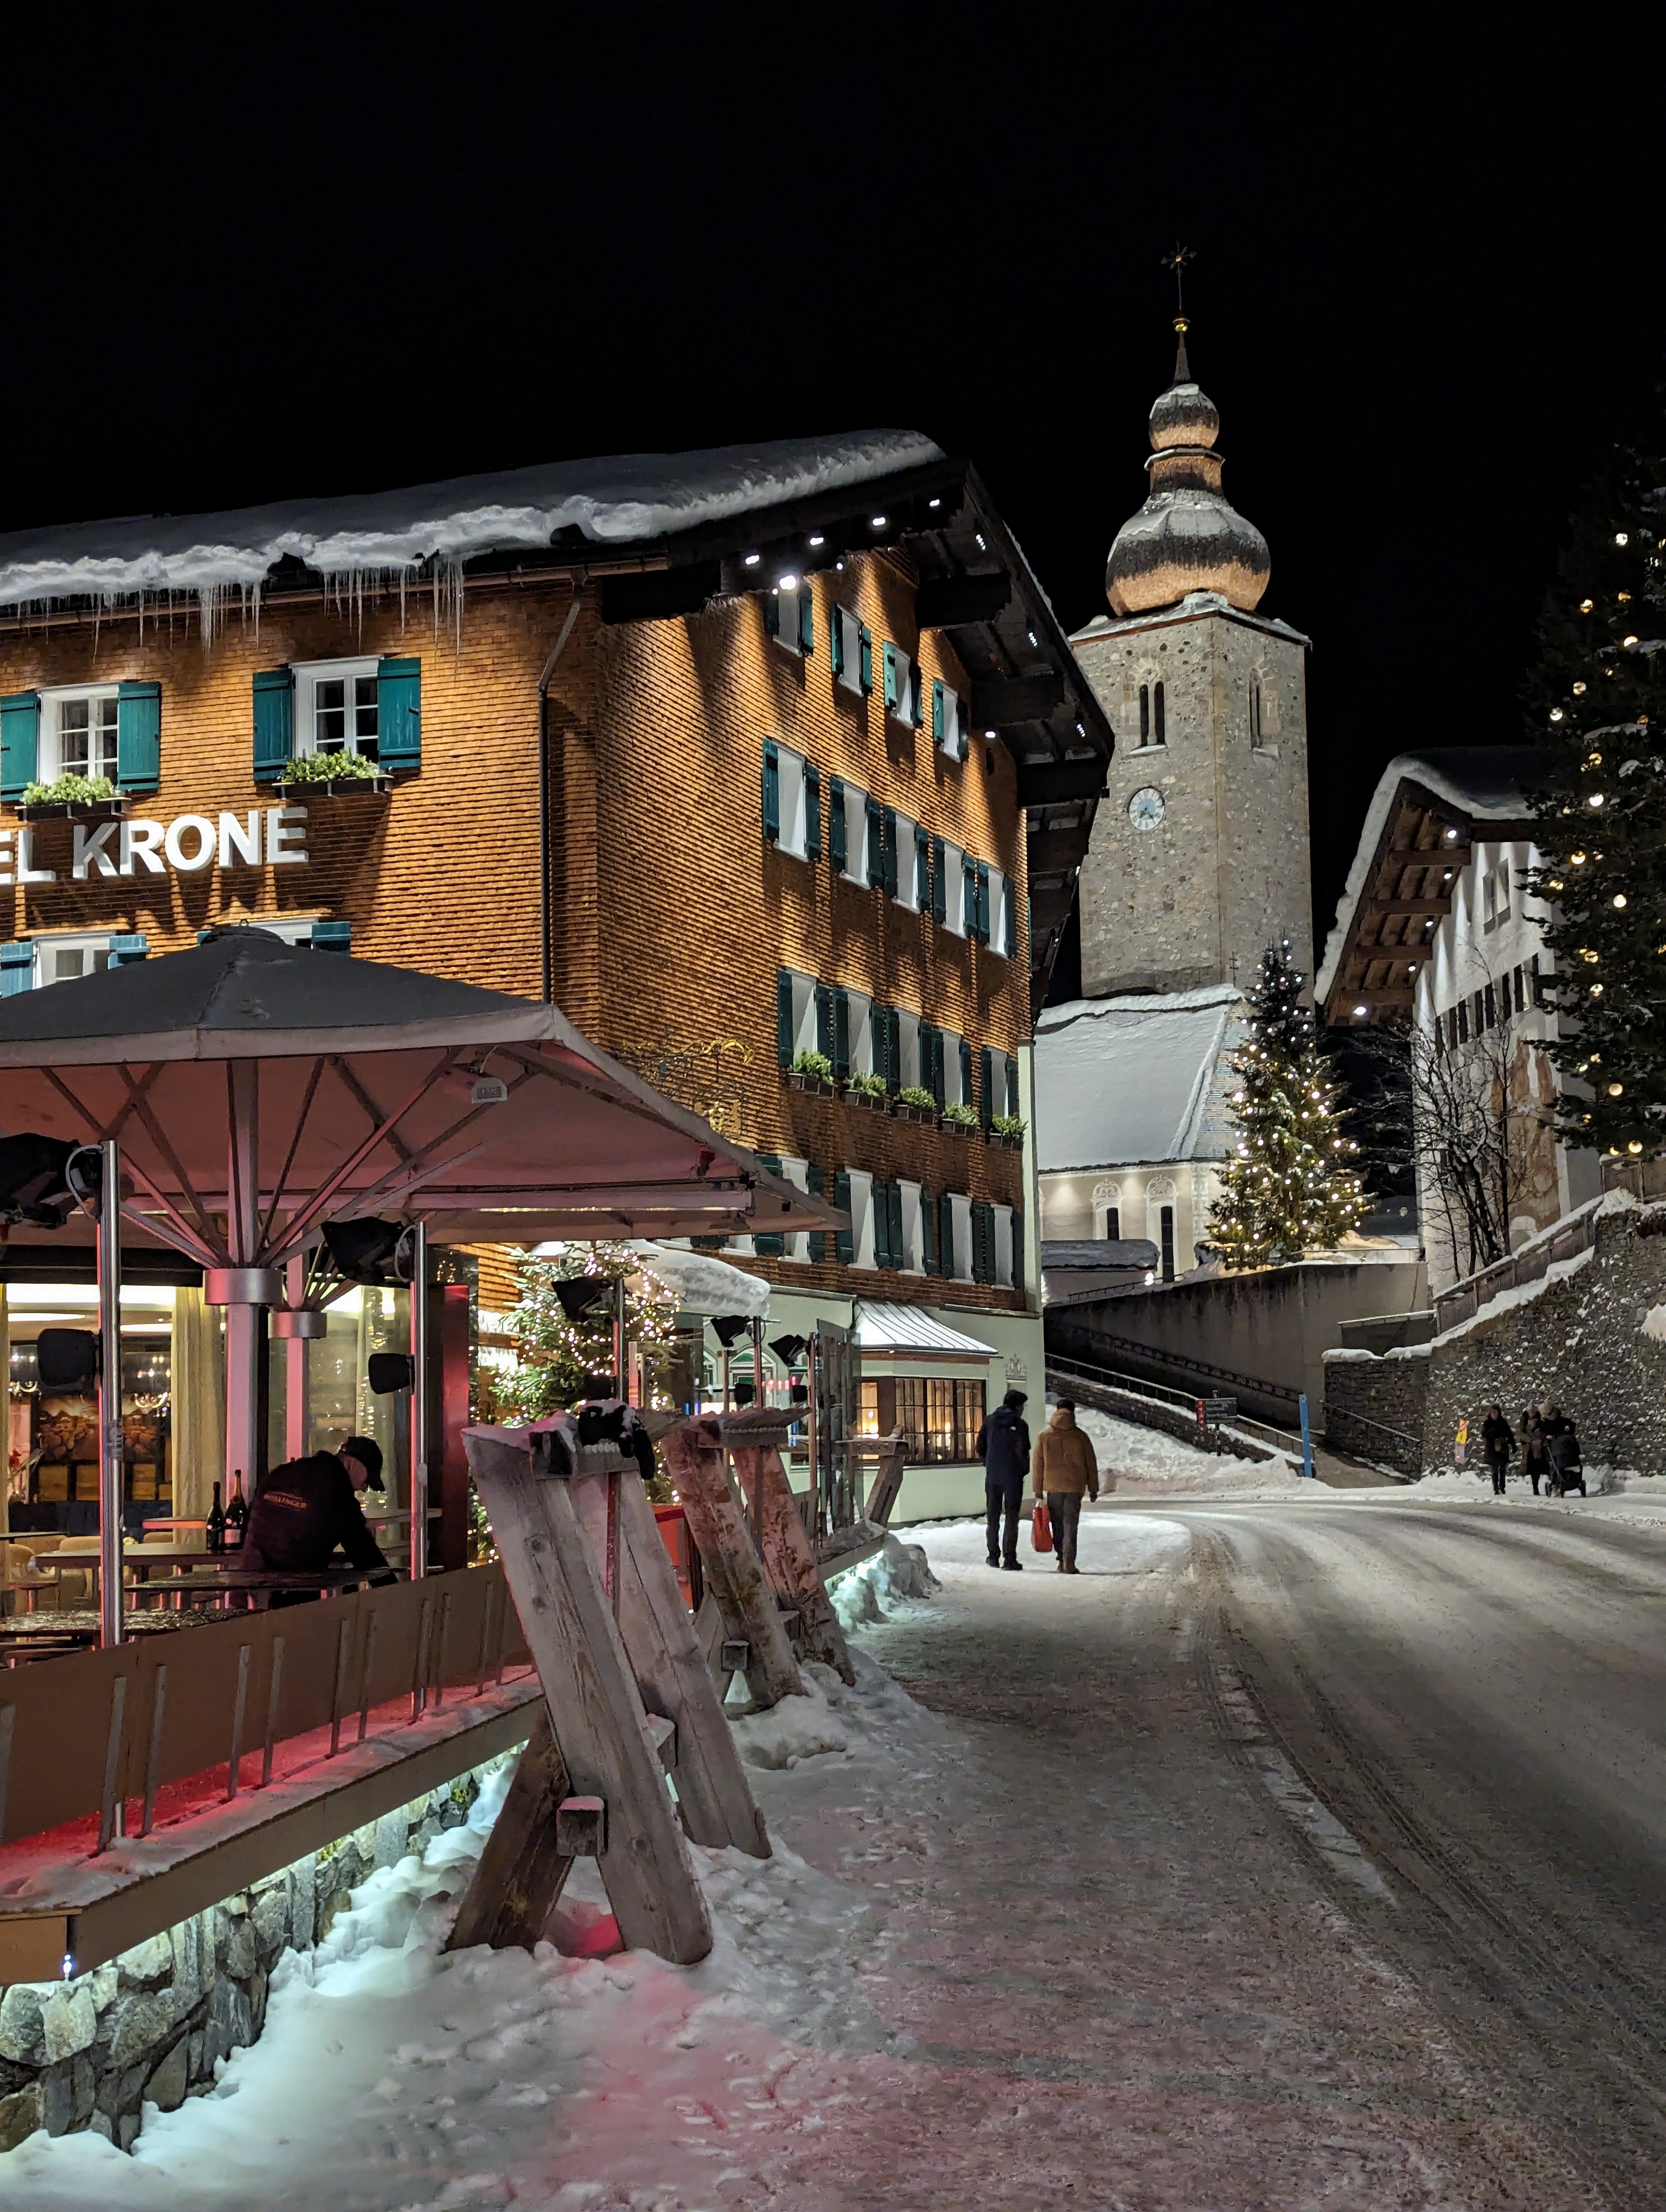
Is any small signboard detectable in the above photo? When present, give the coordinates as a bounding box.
[1196,1396,1236,1430]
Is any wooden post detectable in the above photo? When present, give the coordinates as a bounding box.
[862,1431,909,1529]
[730,1439,854,1684]
[569,1465,768,1858]
[660,1418,802,1710]
[446,1711,575,1952]
[464,1429,712,1965]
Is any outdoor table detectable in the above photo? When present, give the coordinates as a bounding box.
[125,1566,399,1611]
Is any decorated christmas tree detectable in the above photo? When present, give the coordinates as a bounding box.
[494,1243,681,1421]
[1209,942,1367,1268]
[1524,437,1666,1158]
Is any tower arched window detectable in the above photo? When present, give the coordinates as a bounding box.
[1152,681,1166,745]
[1249,679,1263,744]
[1138,684,1150,745]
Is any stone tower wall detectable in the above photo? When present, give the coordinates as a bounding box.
[1074,612,1312,999]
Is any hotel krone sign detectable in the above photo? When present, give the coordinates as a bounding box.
[0,806,311,885]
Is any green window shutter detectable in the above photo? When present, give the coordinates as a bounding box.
[832,987,851,1081]
[888,1184,905,1271]
[805,761,822,858]
[1004,880,1017,958]
[0,693,39,803]
[830,608,845,677]
[865,795,884,887]
[834,1171,854,1265]
[859,626,873,694]
[911,663,925,729]
[881,808,899,898]
[913,822,930,905]
[962,856,976,934]
[939,1192,956,1275]
[110,933,149,966]
[754,1154,786,1256]
[922,1025,944,1105]
[922,1186,939,1274]
[979,1046,995,1128]
[931,679,944,744]
[798,590,815,654]
[311,921,353,954]
[762,738,780,842]
[883,642,899,711]
[252,668,294,783]
[1005,1054,1019,1117]
[873,1181,892,1269]
[815,983,834,1059]
[116,681,161,794]
[975,1203,995,1285]
[932,836,947,924]
[777,970,795,1066]
[829,777,847,872]
[1012,1206,1024,1291]
[376,656,421,770]
[883,1008,901,1092]
[976,861,991,943]
[0,942,31,995]
[807,1163,826,1263]
[764,592,781,640]
[959,1036,973,1107]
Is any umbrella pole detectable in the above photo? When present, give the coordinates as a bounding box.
[97,1139,123,1651]
[409,1220,429,1582]
[285,1255,310,1459]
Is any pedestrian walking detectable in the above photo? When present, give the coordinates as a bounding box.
[1542,1406,1586,1497]
[977,1389,1031,1570]
[1521,1404,1549,1496]
[1033,1400,1100,1574]
[1481,1405,1514,1496]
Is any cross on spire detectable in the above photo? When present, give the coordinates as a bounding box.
[1160,241,1195,383]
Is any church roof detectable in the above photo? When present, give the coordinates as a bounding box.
[1034,983,1246,1172]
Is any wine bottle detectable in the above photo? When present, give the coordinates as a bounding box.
[226,1469,248,1548]
[206,1480,226,1555]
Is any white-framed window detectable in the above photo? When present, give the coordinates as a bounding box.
[830,606,873,696]
[35,931,116,987]
[988,868,1013,957]
[994,1204,1015,1287]
[779,969,819,1063]
[896,1010,922,1091]
[776,1156,813,1264]
[899,1180,925,1274]
[39,686,120,785]
[296,658,381,760]
[848,1168,877,1269]
[774,745,820,861]
[947,1193,974,1284]
[837,780,871,884]
[941,839,968,936]
[942,1029,969,1107]
[766,582,814,656]
[883,641,923,728]
[931,679,966,761]
[895,814,925,910]
[846,988,875,1077]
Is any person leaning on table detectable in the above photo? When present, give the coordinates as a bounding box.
[1033,1399,1100,1574]
[242,1436,395,1600]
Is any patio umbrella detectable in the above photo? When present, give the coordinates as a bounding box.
[0,927,838,1501]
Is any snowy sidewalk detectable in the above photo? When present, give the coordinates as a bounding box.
[0,1509,1577,2211]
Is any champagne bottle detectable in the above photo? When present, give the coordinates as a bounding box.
[206,1480,226,1555]
[226,1469,248,1548]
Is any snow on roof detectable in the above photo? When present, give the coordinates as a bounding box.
[1070,589,1311,650]
[0,430,943,611]
[1315,747,1539,1001]
[851,1301,998,1356]
[1034,985,1245,1173]
[630,1241,771,1317]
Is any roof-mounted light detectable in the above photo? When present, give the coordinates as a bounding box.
[777,573,800,593]
[742,551,761,568]
[870,514,888,529]
[807,535,824,548]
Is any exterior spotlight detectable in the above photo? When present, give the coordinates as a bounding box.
[984,728,997,741]
[777,573,800,592]
[1614,894,1628,909]
[928,497,941,509]
[1616,533,1630,546]
[1629,1140,1644,1154]
[1445,827,1459,841]
[1353,1005,1368,1018]
[870,514,887,529]
[1590,793,1606,807]
[975,532,986,551]
[743,551,761,568]
[808,535,825,548]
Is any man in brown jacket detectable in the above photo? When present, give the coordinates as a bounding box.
[1033,1400,1099,1573]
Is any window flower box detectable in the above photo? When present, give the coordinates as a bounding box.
[277,773,393,800]
[16,794,128,823]
[940,1105,981,1137]
[985,1129,1024,1152]
[785,1069,837,1098]
[844,1077,892,1115]
[893,1100,938,1127]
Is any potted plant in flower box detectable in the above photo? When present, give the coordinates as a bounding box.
[785,1049,837,1097]
[277,751,393,800]
[17,773,126,822]
[894,1085,939,1127]
[988,1113,1028,1152]
[844,1071,892,1114]
[940,1102,980,1135]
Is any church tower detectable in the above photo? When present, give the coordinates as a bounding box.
[1072,326,1313,998]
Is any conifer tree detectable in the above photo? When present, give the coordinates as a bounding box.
[494,1243,680,1420]
[1209,942,1367,1267]
[1524,438,1666,1158]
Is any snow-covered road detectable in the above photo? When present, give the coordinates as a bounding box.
[8,1489,1666,2208]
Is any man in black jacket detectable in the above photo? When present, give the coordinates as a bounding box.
[977,1390,1031,1571]
[243,1436,394,1593]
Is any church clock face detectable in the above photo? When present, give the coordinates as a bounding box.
[1128,786,1165,831]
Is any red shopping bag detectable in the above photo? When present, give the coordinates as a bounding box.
[1031,1499,1053,1553]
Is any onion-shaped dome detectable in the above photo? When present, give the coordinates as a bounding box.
[1106,327,1270,616]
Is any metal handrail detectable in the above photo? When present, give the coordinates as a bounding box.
[1051,1332,1303,1407]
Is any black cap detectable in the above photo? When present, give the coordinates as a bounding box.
[342,1435,385,1490]
[1003,1388,1028,1410]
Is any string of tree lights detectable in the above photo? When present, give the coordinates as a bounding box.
[1526,438,1666,1160]
[1209,942,1367,1268]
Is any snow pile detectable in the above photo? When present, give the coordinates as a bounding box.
[829,1534,941,1630]
[1639,1304,1666,1343]
[1073,1405,1306,1497]
[0,432,943,615]
[727,1664,855,1770]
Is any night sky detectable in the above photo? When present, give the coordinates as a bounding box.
[7,14,1665,955]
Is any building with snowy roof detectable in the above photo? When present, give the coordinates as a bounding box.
[1317,746,1597,1293]
[0,429,1108,1517]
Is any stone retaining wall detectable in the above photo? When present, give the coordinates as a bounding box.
[0,1759,497,2154]
[1322,1349,1430,1476]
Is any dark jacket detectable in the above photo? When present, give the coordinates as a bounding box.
[976,1404,1031,1488]
[1481,1414,1514,1465]
[244,1452,389,1577]
[1544,1418,1582,1473]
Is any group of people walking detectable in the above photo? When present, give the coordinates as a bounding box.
[1477,1403,1586,1497]
[976,1389,1101,1571]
